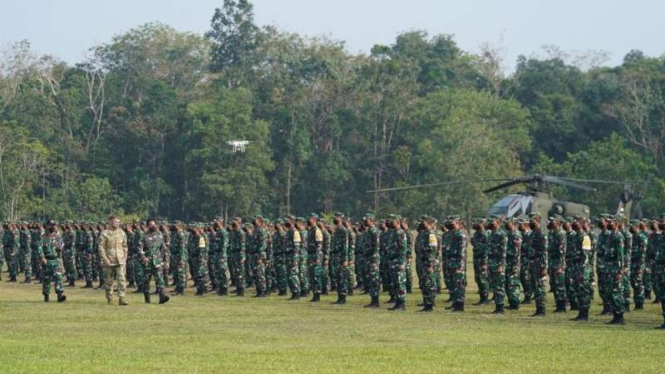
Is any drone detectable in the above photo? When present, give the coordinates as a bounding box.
[227,141,251,153]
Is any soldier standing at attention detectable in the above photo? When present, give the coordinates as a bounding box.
[320,221,331,296]
[547,216,568,313]
[504,218,522,311]
[445,216,467,312]
[272,220,288,296]
[297,218,310,297]
[170,221,188,295]
[138,218,170,304]
[229,220,246,296]
[306,214,324,302]
[285,218,302,300]
[387,215,408,311]
[596,215,612,315]
[529,213,548,316]
[19,222,32,284]
[518,219,533,304]
[487,215,507,314]
[3,223,18,282]
[471,219,491,306]
[345,219,357,296]
[331,213,349,305]
[417,218,438,312]
[401,219,413,294]
[252,216,269,298]
[98,215,128,306]
[363,214,381,308]
[571,219,593,321]
[630,221,647,310]
[212,219,230,296]
[80,224,95,289]
[62,222,78,287]
[39,220,67,303]
[606,217,626,325]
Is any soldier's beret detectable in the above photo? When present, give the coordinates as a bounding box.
[309,213,319,219]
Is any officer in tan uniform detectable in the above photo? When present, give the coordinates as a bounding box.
[98,215,129,305]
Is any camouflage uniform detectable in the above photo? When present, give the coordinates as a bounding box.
[3,226,19,281]
[621,226,633,310]
[80,226,95,287]
[298,225,310,296]
[230,226,246,295]
[548,224,567,311]
[132,229,146,292]
[387,220,408,310]
[519,225,533,303]
[572,226,593,320]
[630,228,647,308]
[654,228,665,328]
[139,229,170,303]
[530,224,549,315]
[597,228,612,313]
[645,226,659,301]
[321,226,331,295]
[30,226,43,282]
[505,226,521,309]
[19,226,32,281]
[252,223,268,296]
[285,225,301,298]
[364,220,381,307]
[170,226,188,294]
[488,225,507,313]
[332,223,349,302]
[98,226,129,303]
[448,226,468,310]
[306,220,324,301]
[419,227,438,310]
[212,226,229,295]
[347,225,357,295]
[62,226,78,284]
[471,226,491,304]
[192,230,209,295]
[606,227,626,323]
[565,227,579,309]
[39,229,66,302]
[272,225,287,295]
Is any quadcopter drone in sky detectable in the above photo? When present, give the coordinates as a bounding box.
[227,140,251,153]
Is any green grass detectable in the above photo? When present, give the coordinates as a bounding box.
[1,271,663,374]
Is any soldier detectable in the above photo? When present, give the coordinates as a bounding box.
[386,215,408,311]
[212,219,230,296]
[30,223,44,283]
[518,219,533,304]
[564,219,579,310]
[378,220,391,300]
[471,219,491,305]
[272,220,288,296]
[62,222,78,286]
[445,216,467,312]
[284,217,302,300]
[504,218,522,311]
[193,225,210,296]
[345,219,357,296]
[630,221,647,310]
[487,215,507,314]
[606,217,626,325]
[547,216,567,313]
[529,213,548,316]
[654,216,665,329]
[19,222,32,283]
[297,218,310,297]
[363,214,381,308]
[170,221,188,295]
[80,224,95,288]
[354,224,366,292]
[252,216,269,298]
[132,222,146,294]
[597,215,612,315]
[244,223,255,289]
[39,220,67,303]
[331,213,349,305]
[415,217,428,294]
[306,214,324,302]
[401,219,413,294]
[619,218,633,311]
[417,218,438,312]
[160,223,171,288]
[138,218,170,304]
[571,219,593,321]
[648,218,661,303]
[98,215,128,305]
[3,223,19,282]
[229,220,246,296]
[320,221,331,296]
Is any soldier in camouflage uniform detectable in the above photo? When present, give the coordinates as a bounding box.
[192,225,210,296]
[417,218,438,312]
[619,218,633,311]
[19,222,32,283]
[504,219,521,311]
[564,219,579,310]
[297,218,310,297]
[212,220,229,296]
[606,217,626,324]
[518,219,533,304]
[132,223,146,293]
[138,219,170,304]
[62,222,78,286]
[529,213,548,316]
[252,216,269,298]
[320,221,331,296]
[285,218,302,300]
[378,221,391,300]
[647,219,661,303]
[332,213,349,305]
[39,220,67,303]
[387,215,408,311]
[160,223,171,288]
[230,220,246,296]
[488,215,507,314]
[30,223,43,282]
[3,223,19,282]
[630,221,647,309]
[354,225,366,292]
[571,219,594,321]
[170,221,188,295]
[80,224,95,288]
[306,214,324,302]
[444,217,467,312]
[346,219,357,296]
[596,216,612,315]
[547,217,567,313]
[124,224,135,289]
[654,217,665,329]
[471,219,491,306]
[363,214,381,308]
[401,219,413,294]
[272,220,288,296]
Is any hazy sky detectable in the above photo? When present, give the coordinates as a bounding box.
[1,0,663,70]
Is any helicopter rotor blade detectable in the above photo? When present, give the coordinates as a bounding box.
[482,178,528,194]
[542,176,597,192]
[556,177,632,185]
[367,179,511,193]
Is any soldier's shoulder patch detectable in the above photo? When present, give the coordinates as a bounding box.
[582,235,592,251]
[293,230,302,243]
[428,233,438,247]
[198,236,206,248]
[315,228,323,242]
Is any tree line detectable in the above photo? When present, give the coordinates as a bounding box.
[0,0,664,222]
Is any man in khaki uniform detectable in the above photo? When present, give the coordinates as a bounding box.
[98,215,129,305]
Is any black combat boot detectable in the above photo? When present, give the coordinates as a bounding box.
[43,294,49,302]
[554,300,567,313]
[144,292,151,304]
[289,292,300,301]
[473,294,490,306]
[521,295,532,304]
[387,300,405,311]
[83,281,93,289]
[491,304,504,314]
[598,303,611,315]
[68,279,75,287]
[300,290,307,297]
[172,287,184,295]
[452,302,465,312]
[579,308,589,321]
[608,312,625,325]
[364,296,380,308]
[531,305,546,317]
[22,277,31,284]
[9,276,17,282]
[348,288,354,296]
[56,292,66,303]
[569,301,579,311]
[278,290,287,296]
[310,293,321,302]
[256,291,267,298]
[217,288,228,296]
[635,301,644,310]
[507,303,519,311]
[385,294,396,304]
[645,290,652,300]
[195,289,204,296]
[158,288,170,304]
[236,287,245,297]
[624,301,630,312]
[333,295,346,305]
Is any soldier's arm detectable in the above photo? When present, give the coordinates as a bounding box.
[98,233,110,264]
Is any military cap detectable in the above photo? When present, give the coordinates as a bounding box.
[254,215,264,220]
[489,214,501,220]
[309,213,319,219]
[334,212,345,218]
[244,223,254,229]
[365,213,375,220]
[296,217,306,223]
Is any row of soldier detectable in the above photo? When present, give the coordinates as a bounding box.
[2,212,665,328]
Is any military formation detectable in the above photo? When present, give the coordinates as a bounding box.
[3,212,665,329]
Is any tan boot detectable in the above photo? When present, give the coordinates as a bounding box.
[119,297,129,306]
[107,297,114,305]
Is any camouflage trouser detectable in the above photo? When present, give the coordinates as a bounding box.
[213,255,229,294]
[267,259,276,292]
[253,255,266,293]
[76,250,83,279]
[299,252,309,293]
[531,261,547,309]
[367,261,381,298]
[245,258,255,288]
[229,253,244,290]
[598,265,611,309]
[133,257,145,289]
[321,255,329,293]
[143,262,166,293]
[195,259,209,294]
[549,260,567,302]
[622,268,631,304]
[287,255,300,295]
[31,246,41,280]
[42,259,64,296]
[355,253,365,288]
[80,252,93,283]
[307,254,322,295]
[4,248,18,279]
[417,257,425,290]
[380,260,391,293]
[421,261,437,306]
[274,256,288,293]
[126,255,135,285]
[104,264,127,299]
[656,262,665,318]
[389,262,406,302]
[489,265,505,306]
[19,246,31,278]
[92,252,101,281]
[566,263,579,306]
[452,267,466,304]
[475,262,490,300]
[630,263,645,305]
[435,260,442,292]
[62,249,78,281]
[337,264,350,297]
[348,256,356,291]
[644,261,653,296]
[505,267,520,307]
[577,264,593,310]
[520,257,532,299]
[443,262,453,292]
[172,253,187,290]
[161,250,171,285]
[329,257,339,290]
[405,261,413,293]
[607,268,626,313]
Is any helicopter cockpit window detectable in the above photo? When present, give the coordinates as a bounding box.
[488,196,514,215]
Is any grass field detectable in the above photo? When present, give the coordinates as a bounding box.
[1,271,663,374]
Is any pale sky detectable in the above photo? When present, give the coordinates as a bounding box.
[1,0,663,71]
